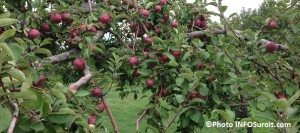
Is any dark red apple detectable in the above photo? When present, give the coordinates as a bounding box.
[188,93,197,99]
[89,27,97,32]
[0,27,4,35]
[143,36,152,44]
[129,56,140,66]
[276,92,286,99]
[41,23,51,32]
[69,28,79,36]
[33,75,46,87]
[163,13,169,20]
[18,6,27,13]
[161,54,170,62]
[210,64,215,70]
[196,93,206,100]
[140,9,150,17]
[136,29,144,37]
[154,5,162,12]
[100,13,111,23]
[146,79,155,88]
[73,58,86,70]
[88,114,97,127]
[92,87,102,97]
[200,20,207,29]
[160,0,167,5]
[171,21,178,28]
[50,13,62,23]
[154,27,161,34]
[160,19,166,24]
[194,19,201,27]
[97,102,106,113]
[28,29,41,39]
[268,20,277,29]
[291,73,299,79]
[197,62,203,70]
[161,88,169,97]
[61,12,71,21]
[209,74,215,81]
[171,50,181,58]
[266,42,278,53]
[133,68,141,77]
[129,23,137,30]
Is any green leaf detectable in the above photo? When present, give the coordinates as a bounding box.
[47,114,74,124]
[179,73,193,82]
[176,78,184,86]
[0,43,14,62]
[272,99,289,111]
[175,94,185,104]
[75,90,90,97]
[288,90,300,105]
[11,91,36,100]
[168,60,178,66]
[0,29,16,42]
[33,48,52,56]
[14,38,27,49]
[220,6,228,13]
[30,121,44,132]
[0,18,18,27]
[8,43,22,62]
[258,92,277,101]
[8,68,26,82]
[212,109,235,122]
[146,2,154,9]
[189,111,203,123]
[0,107,12,132]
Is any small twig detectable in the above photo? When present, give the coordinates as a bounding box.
[7,101,19,133]
[135,109,148,131]
[101,97,120,133]
[108,28,130,49]
[88,0,93,12]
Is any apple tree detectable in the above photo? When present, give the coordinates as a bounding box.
[0,0,300,133]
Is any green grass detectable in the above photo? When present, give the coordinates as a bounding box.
[100,90,150,132]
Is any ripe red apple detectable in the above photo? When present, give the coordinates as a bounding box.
[136,29,144,37]
[268,20,277,29]
[28,29,41,39]
[69,87,78,93]
[143,36,152,44]
[196,93,206,100]
[188,93,197,99]
[171,50,181,58]
[154,27,161,34]
[171,21,178,28]
[209,74,215,81]
[200,20,207,29]
[97,102,106,113]
[33,75,46,87]
[100,13,111,23]
[73,58,86,70]
[194,19,201,27]
[146,79,155,88]
[161,88,169,97]
[80,24,87,30]
[144,22,151,30]
[210,64,215,70]
[50,13,62,23]
[276,92,286,99]
[88,114,97,128]
[140,9,150,17]
[197,62,203,70]
[291,73,299,79]
[266,42,278,53]
[133,68,141,77]
[92,87,102,97]
[18,6,27,13]
[89,27,97,32]
[160,19,166,24]
[0,27,4,35]
[61,12,71,21]
[41,23,51,32]
[69,28,79,36]
[161,54,170,62]
[129,23,137,30]
[160,0,167,5]
[154,5,162,12]
[163,13,169,20]
[129,56,140,66]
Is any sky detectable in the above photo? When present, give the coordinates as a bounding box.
[187,0,265,22]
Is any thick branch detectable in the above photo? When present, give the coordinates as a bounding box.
[101,97,120,133]
[69,61,92,92]
[48,49,79,64]
[7,101,19,133]
[135,109,148,131]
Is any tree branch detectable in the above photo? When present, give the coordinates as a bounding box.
[101,97,120,133]
[69,61,92,92]
[135,109,148,131]
[7,101,19,133]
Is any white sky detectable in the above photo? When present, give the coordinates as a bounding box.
[187,0,264,22]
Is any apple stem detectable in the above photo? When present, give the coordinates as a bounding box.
[135,109,148,131]
[101,97,120,133]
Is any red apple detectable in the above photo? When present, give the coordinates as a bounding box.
[196,93,206,100]
[133,68,141,77]
[161,54,170,62]
[197,62,203,70]
[33,75,46,87]
[97,102,106,113]
[160,19,166,24]
[73,58,86,70]
[0,27,4,35]
[154,5,162,12]
[163,13,169,20]
[188,93,197,99]
[266,42,278,53]
[146,79,155,88]
[61,12,71,21]
[171,50,181,58]
[136,29,144,37]
[171,21,178,28]
[50,13,62,23]
[291,73,299,79]
[80,24,87,30]
[129,56,140,66]
[194,19,201,27]
[89,27,97,32]
[88,114,97,127]
[69,28,79,36]
[200,20,207,29]
[129,23,137,30]
[160,0,167,5]
[210,64,215,70]
[18,6,27,13]
[140,9,150,17]
[209,74,215,81]
[161,88,169,97]
[28,29,41,39]
[154,27,161,34]
[92,87,102,97]
[143,36,152,44]
[100,13,111,23]
[276,92,286,99]
[41,23,51,32]
[268,20,277,29]
[69,87,78,93]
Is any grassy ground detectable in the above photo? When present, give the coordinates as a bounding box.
[100,90,150,132]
